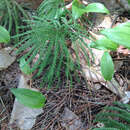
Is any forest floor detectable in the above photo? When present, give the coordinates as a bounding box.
[0,0,130,130]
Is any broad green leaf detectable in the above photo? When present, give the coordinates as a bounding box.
[101,22,130,49]
[11,88,46,108]
[72,0,109,20]
[85,3,109,14]
[101,51,114,81]
[0,26,10,43]
[128,0,130,4]
[72,0,86,20]
[19,57,31,75]
[90,37,119,51]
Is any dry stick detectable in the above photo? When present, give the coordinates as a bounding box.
[44,114,60,130]
[34,94,68,128]
[0,97,9,122]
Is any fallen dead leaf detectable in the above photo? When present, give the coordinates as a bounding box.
[61,107,85,130]
[94,14,112,29]
[0,48,16,70]
[82,65,126,98]
[9,75,43,130]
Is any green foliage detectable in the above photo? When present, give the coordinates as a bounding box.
[19,57,32,75]
[15,0,91,87]
[0,25,10,43]
[14,0,110,87]
[90,37,118,51]
[85,3,109,14]
[93,102,130,130]
[11,88,46,108]
[0,0,29,37]
[72,0,109,20]
[38,0,64,19]
[94,128,118,130]
[127,0,130,4]
[101,22,130,49]
[16,17,87,87]
[101,51,114,81]
[90,22,130,81]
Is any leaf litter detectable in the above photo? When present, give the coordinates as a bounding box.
[0,0,130,129]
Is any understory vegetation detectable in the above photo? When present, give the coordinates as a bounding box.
[0,0,130,129]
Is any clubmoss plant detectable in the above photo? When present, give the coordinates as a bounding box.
[14,0,109,87]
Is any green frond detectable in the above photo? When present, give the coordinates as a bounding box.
[16,39,33,54]
[93,128,118,130]
[14,0,91,87]
[0,0,29,41]
[38,0,64,19]
[113,102,130,110]
[104,106,130,118]
[95,117,129,129]
[94,102,130,130]
[96,112,130,123]
[55,53,64,87]
[12,35,30,49]
[36,42,54,77]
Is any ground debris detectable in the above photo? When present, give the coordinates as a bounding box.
[0,48,16,70]
[61,107,85,130]
[9,75,43,130]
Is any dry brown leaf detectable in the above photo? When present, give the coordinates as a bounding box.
[117,0,130,11]
[0,48,16,70]
[82,65,126,98]
[94,14,112,29]
[61,107,85,130]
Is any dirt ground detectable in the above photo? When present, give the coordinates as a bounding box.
[0,54,129,129]
[0,62,115,130]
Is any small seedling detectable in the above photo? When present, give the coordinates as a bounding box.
[90,22,130,81]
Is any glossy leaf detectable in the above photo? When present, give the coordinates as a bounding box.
[19,57,31,75]
[101,22,130,49]
[90,37,119,51]
[85,3,109,14]
[72,0,86,20]
[72,0,109,20]
[0,26,10,43]
[11,88,46,108]
[101,51,114,81]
